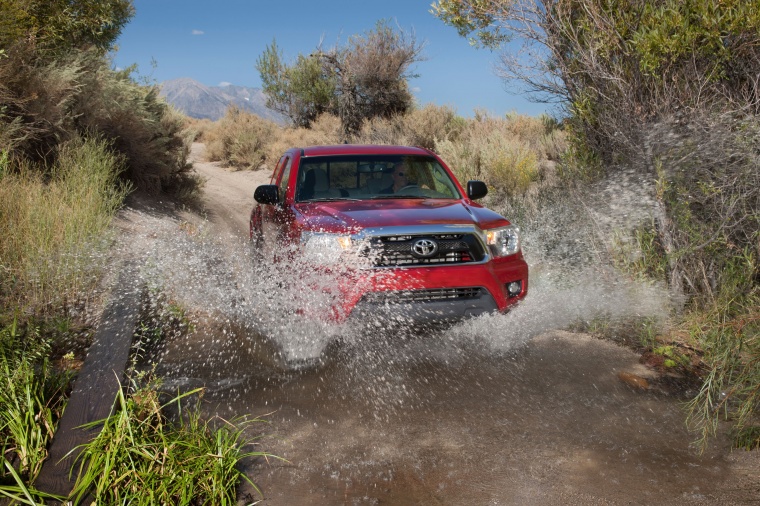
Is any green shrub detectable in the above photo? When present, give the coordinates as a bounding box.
[686,291,760,452]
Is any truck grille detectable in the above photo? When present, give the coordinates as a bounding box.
[363,287,485,304]
[361,233,485,267]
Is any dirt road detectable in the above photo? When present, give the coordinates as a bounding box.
[124,144,758,505]
[189,143,272,240]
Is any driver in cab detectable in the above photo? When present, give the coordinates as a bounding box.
[381,162,414,194]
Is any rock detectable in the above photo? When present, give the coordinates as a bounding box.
[618,371,650,390]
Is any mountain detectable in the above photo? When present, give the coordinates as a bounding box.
[158,77,286,123]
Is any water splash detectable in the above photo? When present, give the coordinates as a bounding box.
[114,165,673,377]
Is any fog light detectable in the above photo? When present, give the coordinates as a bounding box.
[506,281,522,298]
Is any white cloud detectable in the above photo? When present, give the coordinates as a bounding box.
[192,29,204,35]
[218,82,232,87]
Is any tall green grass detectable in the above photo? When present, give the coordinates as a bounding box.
[686,290,760,452]
[0,320,71,485]
[69,381,274,505]
[0,136,130,315]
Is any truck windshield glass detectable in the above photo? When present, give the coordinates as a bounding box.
[295,155,461,202]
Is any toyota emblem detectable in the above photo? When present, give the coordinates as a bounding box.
[411,238,438,258]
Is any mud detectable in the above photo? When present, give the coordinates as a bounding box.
[118,144,758,505]
[150,320,756,505]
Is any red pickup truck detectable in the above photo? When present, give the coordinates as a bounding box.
[250,144,528,325]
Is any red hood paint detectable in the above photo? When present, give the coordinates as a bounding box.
[298,199,510,234]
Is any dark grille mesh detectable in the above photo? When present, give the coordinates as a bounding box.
[363,287,485,304]
[361,234,484,267]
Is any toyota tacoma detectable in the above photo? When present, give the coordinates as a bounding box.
[250,144,528,324]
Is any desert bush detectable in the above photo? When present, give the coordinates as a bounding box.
[405,104,465,148]
[259,21,424,136]
[0,42,81,163]
[72,57,194,194]
[0,45,196,196]
[486,137,539,196]
[644,112,759,302]
[355,103,465,149]
[355,113,412,146]
[183,117,215,143]
[262,113,343,170]
[205,106,278,170]
[639,111,760,451]
[434,0,760,166]
[0,136,130,315]
[204,110,343,173]
[435,112,558,196]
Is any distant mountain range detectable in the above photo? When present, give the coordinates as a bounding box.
[158,77,286,124]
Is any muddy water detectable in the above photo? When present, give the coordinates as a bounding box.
[152,319,746,505]
[117,147,756,505]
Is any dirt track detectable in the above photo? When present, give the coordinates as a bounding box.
[118,144,759,505]
[189,143,272,239]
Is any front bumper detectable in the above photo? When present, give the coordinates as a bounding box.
[350,286,500,325]
[332,255,529,324]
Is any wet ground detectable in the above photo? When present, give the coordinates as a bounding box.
[115,144,758,505]
[153,322,757,505]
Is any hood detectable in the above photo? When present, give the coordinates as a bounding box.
[298,199,508,234]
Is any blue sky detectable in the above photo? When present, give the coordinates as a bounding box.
[113,0,550,118]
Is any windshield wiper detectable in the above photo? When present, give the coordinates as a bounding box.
[301,197,362,202]
[369,195,426,200]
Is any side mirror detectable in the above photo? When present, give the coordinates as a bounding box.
[254,184,280,205]
[467,180,488,200]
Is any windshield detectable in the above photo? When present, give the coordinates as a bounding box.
[295,155,462,202]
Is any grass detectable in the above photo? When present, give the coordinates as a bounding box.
[68,379,275,506]
[0,457,65,505]
[685,292,760,452]
[610,222,668,284]
[0,136,130,315]
[0,320,72,485]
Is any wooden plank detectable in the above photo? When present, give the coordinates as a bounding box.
[36,262,141,497]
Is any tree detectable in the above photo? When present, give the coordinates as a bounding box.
[315,20,425,137]
[434,0,760,451]
[256,40,335,128]
[431,0,760,160]
[257,21,425,137]
[0,0,134,56]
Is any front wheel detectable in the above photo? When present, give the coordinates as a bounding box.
[249,210,264,262]
[249,228,264,262]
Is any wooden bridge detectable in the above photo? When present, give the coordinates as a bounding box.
[35,263,141,498]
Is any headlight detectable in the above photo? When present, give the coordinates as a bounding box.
[485,225,521,257]
[300,232,353,264]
